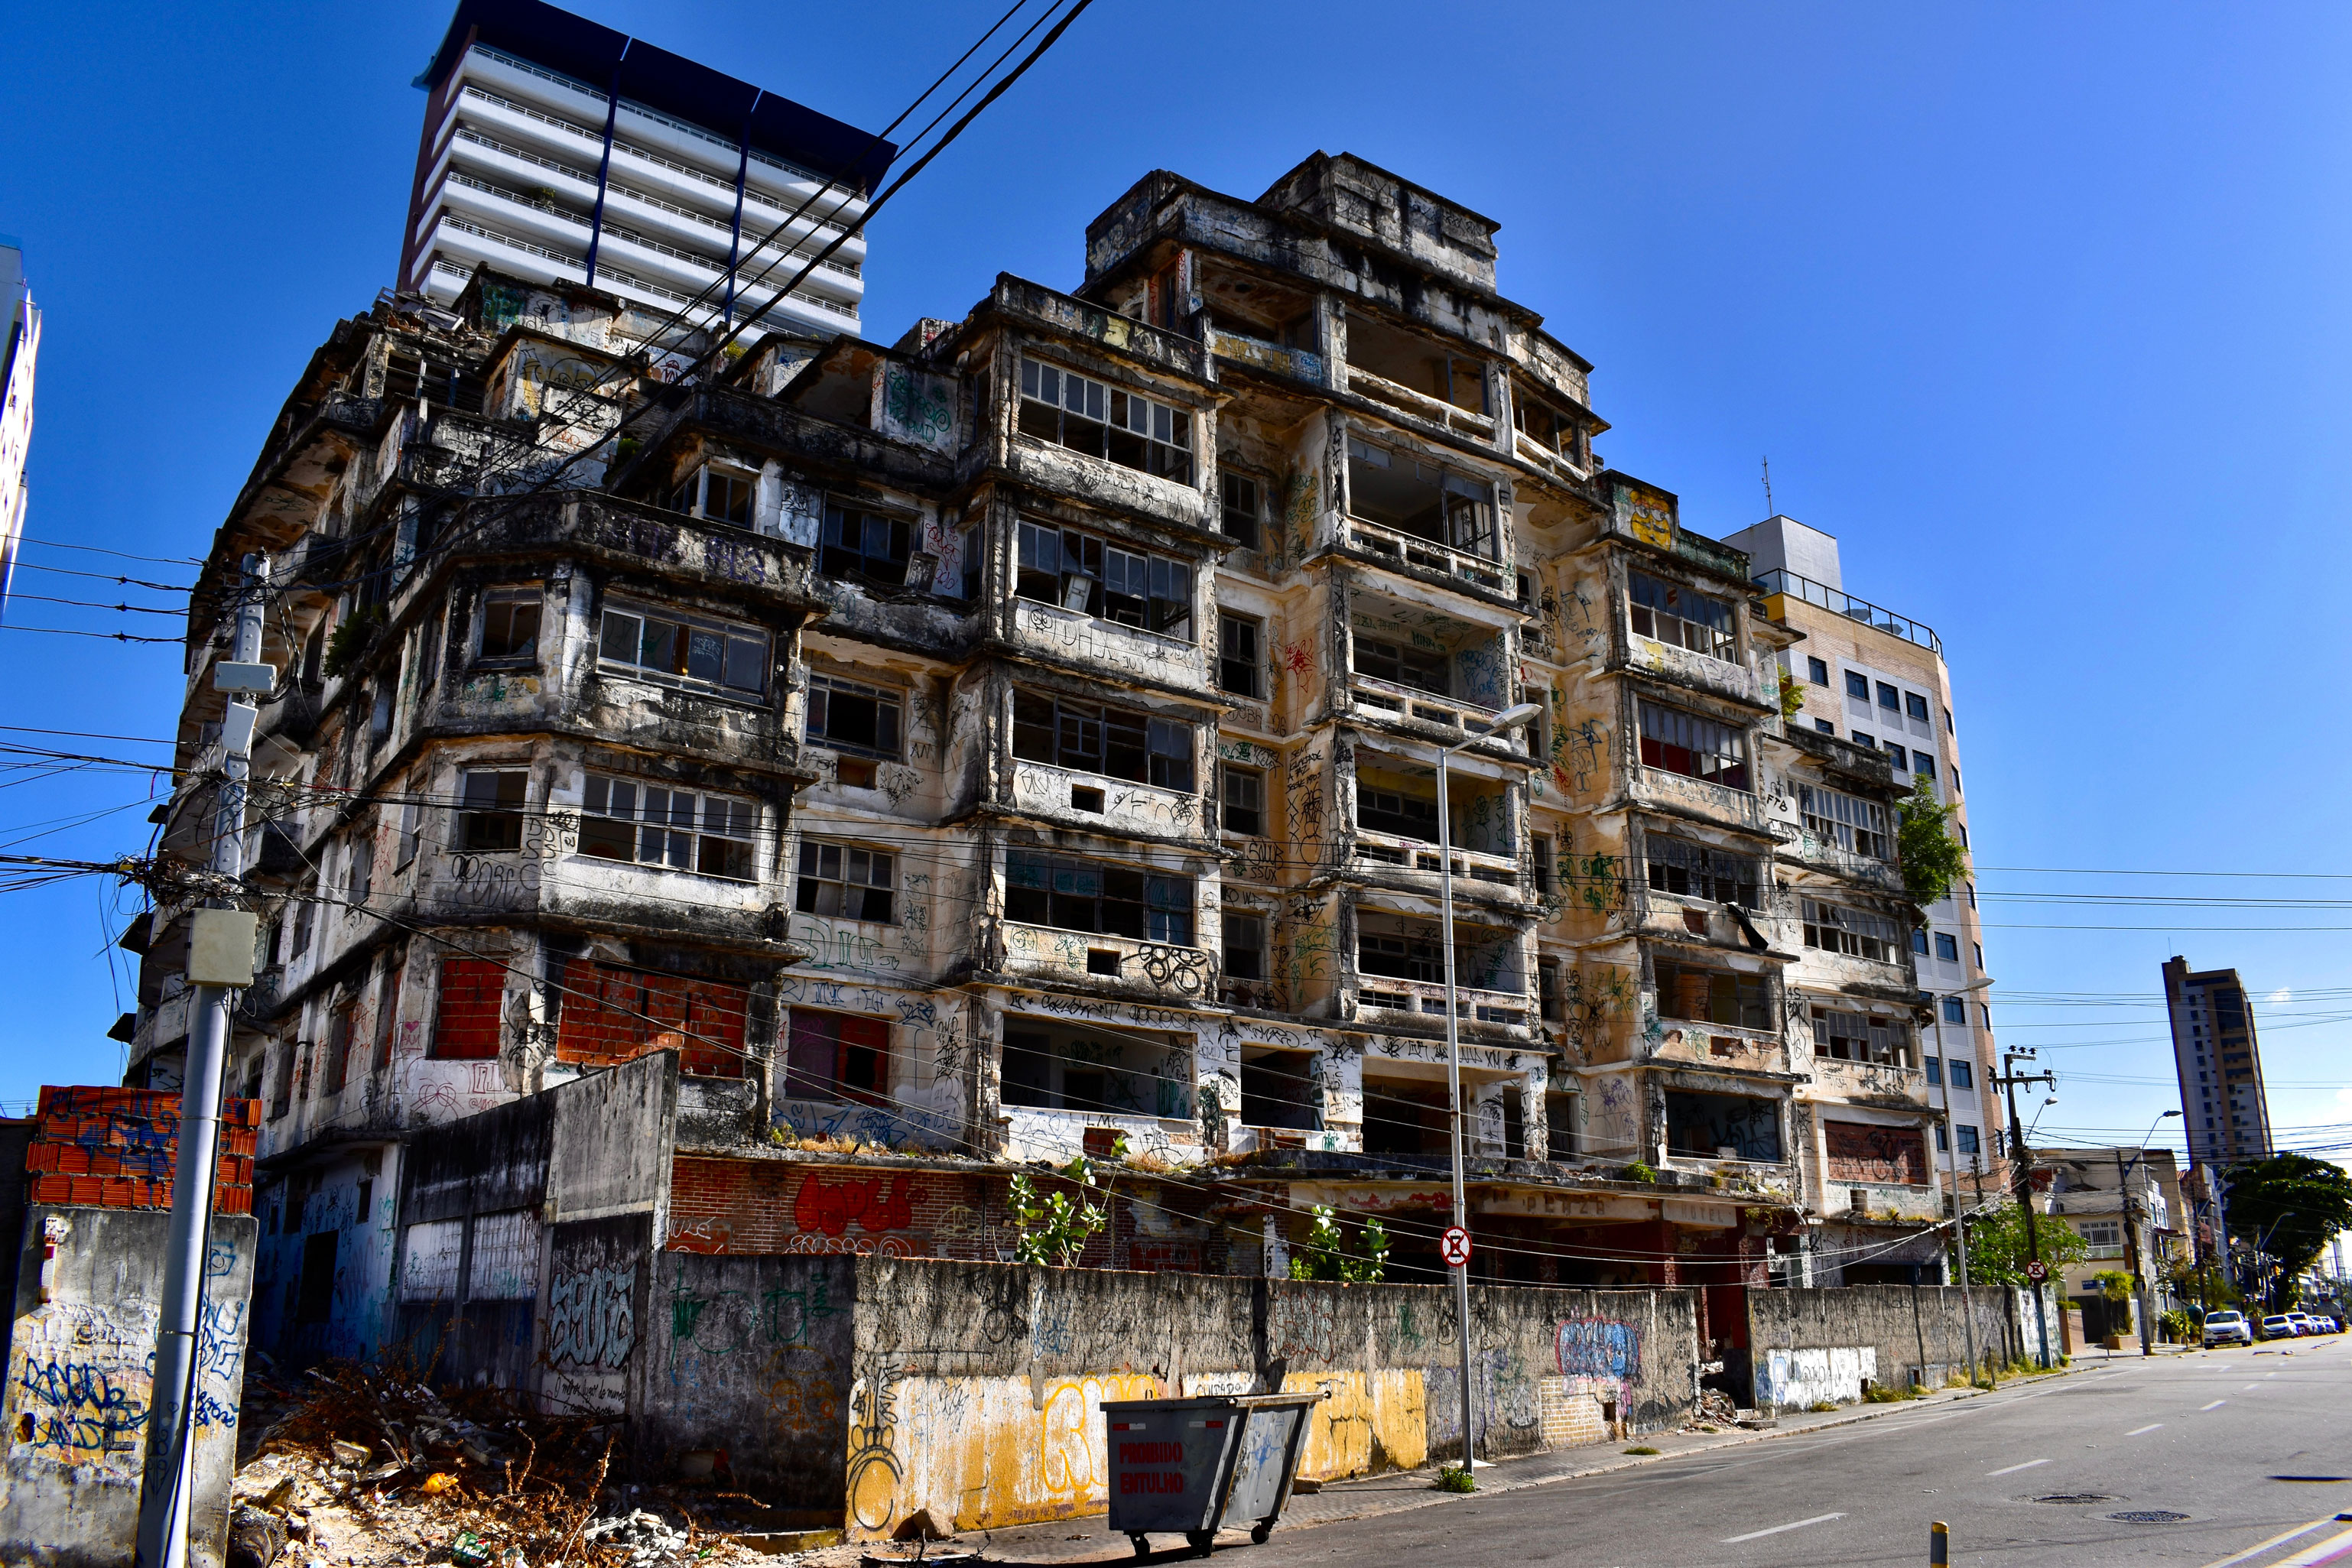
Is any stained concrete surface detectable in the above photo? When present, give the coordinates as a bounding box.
[896,1339,2352,1567]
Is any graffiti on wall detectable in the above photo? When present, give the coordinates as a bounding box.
[1823,1122,1928,1187]
[1759,1346,1876,1407]
[547,1264,635,1369]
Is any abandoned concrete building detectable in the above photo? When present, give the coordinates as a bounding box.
[126,151,1967,1390]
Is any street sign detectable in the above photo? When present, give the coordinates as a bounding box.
[1441,1226,1472,1268]
[2026,1260,2048,1282]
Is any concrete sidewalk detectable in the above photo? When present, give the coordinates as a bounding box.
[819,1362,2098,1566]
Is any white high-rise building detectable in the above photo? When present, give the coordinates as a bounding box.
[401,0,892,339]
[0,235,37,619]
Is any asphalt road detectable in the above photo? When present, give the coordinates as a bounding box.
[1236,1339,2352,1568]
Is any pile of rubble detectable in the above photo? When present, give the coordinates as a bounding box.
[226,1357,777,1567]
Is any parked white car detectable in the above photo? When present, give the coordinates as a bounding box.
[2202,1310,2253,1348]
[2259,1313,2298,1339]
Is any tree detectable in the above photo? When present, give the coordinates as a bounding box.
[1897,774,1969,906]
[2223,1154,2352,1307]
[2090,1269,2136,1304]
[1005,1138,1127,1267]
[1961,1203,2090,1289]
[1288,1204,1389,1283]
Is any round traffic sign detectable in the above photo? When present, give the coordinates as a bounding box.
[2026,1260,2048,1281]
[1441,1226,1473,1268]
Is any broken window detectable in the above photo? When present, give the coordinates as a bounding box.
[1345,437,1496,557]
[346,828,373,909]
[1223,911,1267,980]
[431,956,505,1060]
[383,351,485,414]
[1800,898,1902,962]
[1358,930,1442,983]
[785,1008,888,1104]
[1637,701,1749,791]
[1018,359,1193,482]
[1014,520,1194,637]
[1665,1090,1782,1161]
[820,501,915,589]
[805,674,904,763]
[395,792,423,872]
[1011,689,1194,790]
[580,774,758,881]
[1538,957,1563,1021]
[1655,961,1772,1031]
[1361,1075,1452,1156]
[1512,387,1580,458]
[268,1040,294,1121]
[1240,1047,1319,1131]
[371,956,404,1074]
[457,769,525,852]
[669,463,757,528]
[323,1000,356,1096]
[1799,784,1892,859]
[1626,570,1736,662]
[1352,635,1450,696]
[1547,1089,1577,1157]
[597,600,768,697]
[795,839,895,923]
[1004,849,1194,944]
[1219,613,1262,698]
[291,888,315,958]
[1220,472,1262,549]
[1347,314,1487,413]
[1356,783,1440,843]
[1221,765,1264,836]
[476,586,542,664]
[1811,1006,1912,1066]
[1001,1021,1188,1116]
[1645,834,1759,907]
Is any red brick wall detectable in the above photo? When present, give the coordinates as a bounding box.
[558,961,746,1078]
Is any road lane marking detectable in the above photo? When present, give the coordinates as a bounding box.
[2272,1524,2352,1567]
[1722,1513,1844,1543]
[2201,1400,2228,1411]
[1987,1459,2051,1476]
[2127,1424,2164,1435]
[2245,1384,2263,1390]
[2194,1515,2340,1568]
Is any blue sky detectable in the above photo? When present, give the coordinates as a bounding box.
[2,2,2349,1189]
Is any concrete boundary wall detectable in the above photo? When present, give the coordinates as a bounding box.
[1745,1284,2037,1407]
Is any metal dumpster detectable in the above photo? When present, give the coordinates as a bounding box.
[1101,1391,1326,1559]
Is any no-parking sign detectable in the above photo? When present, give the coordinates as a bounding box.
[1441,1226,1473,1268]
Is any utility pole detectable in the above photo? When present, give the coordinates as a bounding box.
[1969,1155,1996,1384]
[1928,980,1991,1385]
[135,555,269,1567]
[2116,1149,2149,1354]
[1994,1050,2057,1368]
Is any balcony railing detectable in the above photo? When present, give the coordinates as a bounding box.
[1356,975,1528,1027]
[1346,365,1496,440]
[1348,670,1506,734]
[1512,429,1587,484]
[1352,826,1521,889]
[1756,568,1943,657]
[1206,326,1327,386]
[1347,515,1511,594]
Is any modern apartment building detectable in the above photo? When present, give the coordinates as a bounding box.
[0,236,37,616]
[402,0,890,340]
[1726,516,2003,1208]
[128,152,1963,1387]
[2162,956,2274,1166]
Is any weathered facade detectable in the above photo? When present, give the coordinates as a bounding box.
[126,153,1961,1401]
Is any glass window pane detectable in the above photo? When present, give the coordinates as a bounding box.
[600,612,639,664]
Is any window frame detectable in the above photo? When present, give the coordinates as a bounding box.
[669,461,759,528]
[785,1008,890,1104]
[1004,849,1194,946]
[1645,834,1761,907]
[1221,764,1265,837]
[1218,612,1264,699]
[1844,670,1870,700]
[1017,357,1194,483]
[596,598,770,699]
[819,498,917,590]
[1798,898,1902,962]
[475,585,544,667]
[1637,700,1751,791]
[1799,783,1892,859]
[457,768,527,854]
[1015,518,1195,639]
[795,838,897,923]
[1626,570,1737,662]
[579,772,759,882]
[1222,911,1268,981]
[806,674,905,762]
[1011,688,1194,791]
[1220,470,1262,549]
[1806,656,1830,686]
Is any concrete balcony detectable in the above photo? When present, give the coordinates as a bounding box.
[1348,670,1503,734]
[1347,365,1497,443]
[1512,429,1590,487]
[1811,1056,1931,1110]
[1009,759,1209,844]
[1354,974,1531,1030]
[998,921,1218,1004]
[1009,596,1210,692]
[1207,326,1327,387]
[1346,515,1512,596]
[1658,1152,1800,1202]
[1652,1023,1791,1078]
[1350,826,1522,896]
[1625,633,1775,711]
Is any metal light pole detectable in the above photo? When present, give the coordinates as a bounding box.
[2116,1111,2182,1355]
[1435,700,1541,1475]
[1928,976,1993,1385]
[136,556,269,1566]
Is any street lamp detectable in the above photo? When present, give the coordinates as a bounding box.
[1436,699,1541,1477]
[1927,976,1994,1384]
[2116,1110,2182,1356]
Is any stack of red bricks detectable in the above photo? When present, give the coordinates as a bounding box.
[24,1086,261,1214]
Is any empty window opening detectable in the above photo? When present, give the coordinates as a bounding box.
[580,774,758,881]
[796,839,895,922]
[785,1008,889,1104]
[1627,570,1736,661]
[1001,1019,1191,1117]
[1655,961,1772,1031]
[820,501,915,589]
[1219,612,1263,697]
[458,769,525,852]
[1015,519,1194,637]
[1005,850,1194,945]
[1012,689,1194,790]
[1240,1047,1319,1131]
[1345,437,1496,557]
[1018,359,1193,482]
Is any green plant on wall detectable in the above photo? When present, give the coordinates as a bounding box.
[1896,774,1969,905]
[1777,669,1808,722]
[1006,1137,1127,1266]
[321,605,385,680]
[1288,1204,1389,1283]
